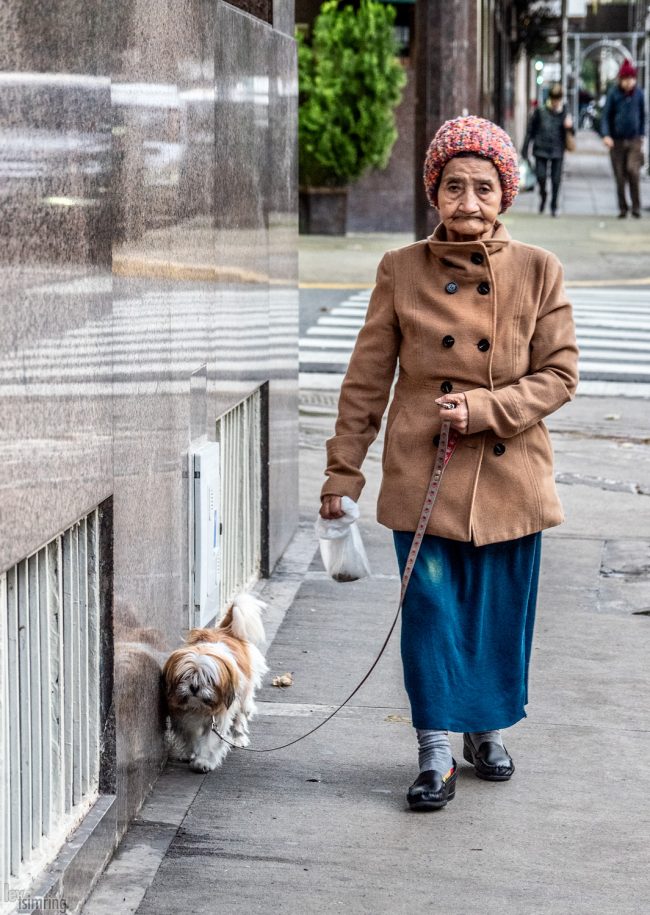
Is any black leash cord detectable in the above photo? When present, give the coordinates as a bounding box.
[213,421,457,752]
[213,421,457,753]
[212,596,403,752]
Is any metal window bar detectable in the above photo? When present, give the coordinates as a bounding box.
[216,390,263,613]
[0,509,101,905]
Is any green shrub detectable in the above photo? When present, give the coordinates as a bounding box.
[297,0,407,188]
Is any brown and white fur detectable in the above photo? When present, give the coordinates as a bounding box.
[163,593,268,772]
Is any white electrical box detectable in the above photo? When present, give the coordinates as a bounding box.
[191,441,221,627]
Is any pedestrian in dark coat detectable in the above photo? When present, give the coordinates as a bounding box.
[601,59,646,218]
[523,84,574,216]
[320,116,579,812]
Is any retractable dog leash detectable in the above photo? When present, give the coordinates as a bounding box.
[212,416,459,753]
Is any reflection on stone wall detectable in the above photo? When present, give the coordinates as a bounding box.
[0,0,297,859]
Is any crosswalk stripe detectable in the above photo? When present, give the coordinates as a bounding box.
[300,286,650,383]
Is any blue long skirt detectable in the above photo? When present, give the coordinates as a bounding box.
[393,531,542,732]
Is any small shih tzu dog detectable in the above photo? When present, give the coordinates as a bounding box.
[163,593,268,773]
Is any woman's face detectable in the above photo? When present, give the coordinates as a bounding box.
[437,157,503,241]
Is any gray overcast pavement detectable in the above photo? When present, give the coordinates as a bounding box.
[85,392,650,915]
[83,390,650,915]
[82,135,650,915]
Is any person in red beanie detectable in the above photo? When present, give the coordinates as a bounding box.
[601,59,646,218]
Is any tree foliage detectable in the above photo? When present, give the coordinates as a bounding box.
[297,0,406,187]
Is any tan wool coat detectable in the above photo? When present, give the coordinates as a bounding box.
[321,221,580,546]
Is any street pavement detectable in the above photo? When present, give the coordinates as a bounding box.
[82,136,650,915]
[300,284,650,383]
[299,131,650,390]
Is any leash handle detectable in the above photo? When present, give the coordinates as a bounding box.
[212,420,459,753]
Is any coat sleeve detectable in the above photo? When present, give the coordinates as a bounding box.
[638,89,645,137]
[464,253,579,439]
[522,108,538,158]
[321,252,401,502]
[601,89,614,137]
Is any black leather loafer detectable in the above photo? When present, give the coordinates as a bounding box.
[407,762,457,811]
[463,733,514,781]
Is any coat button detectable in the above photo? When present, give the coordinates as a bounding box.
[477,282,490,295]
[445,282,458,294]
[477,338,490,351]
[493,443,506,456]
[442,335,455,348]
[433,434,441,446]
[441,381,453,394]
[471,252,484,265]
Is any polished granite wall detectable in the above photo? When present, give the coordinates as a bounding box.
[0,0,298,892]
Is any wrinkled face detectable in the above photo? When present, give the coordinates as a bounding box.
[620,76,636,92]
[437,156,503,241]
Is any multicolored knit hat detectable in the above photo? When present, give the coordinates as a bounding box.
[423,116,519,213]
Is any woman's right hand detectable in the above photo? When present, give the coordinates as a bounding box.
[320,495,345,519]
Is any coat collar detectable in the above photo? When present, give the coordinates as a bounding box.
[426,220,511,269]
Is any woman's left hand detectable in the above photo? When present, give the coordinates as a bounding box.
[564,115,573,130]
[434,393,469,434]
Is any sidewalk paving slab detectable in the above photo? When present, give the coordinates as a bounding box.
[83,389,650,915]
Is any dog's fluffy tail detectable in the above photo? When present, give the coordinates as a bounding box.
[227,592,266,646]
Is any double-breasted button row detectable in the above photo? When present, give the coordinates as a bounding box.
[440,336,490,351]
[444,280,491,295]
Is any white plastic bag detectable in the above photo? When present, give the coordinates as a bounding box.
[315,496,371,582]
[518,157,536,192]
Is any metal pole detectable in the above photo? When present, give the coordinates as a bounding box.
[645,6,650,175]
[574,34,581,128]
[561,0,568,96]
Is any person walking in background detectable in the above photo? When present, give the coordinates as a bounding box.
[601,60,646,218]
[523,84,574,216]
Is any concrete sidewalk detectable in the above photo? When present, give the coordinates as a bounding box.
[83,386,650,915]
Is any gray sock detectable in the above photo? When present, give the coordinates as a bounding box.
[416,729,453,774]
[468,729,504,751]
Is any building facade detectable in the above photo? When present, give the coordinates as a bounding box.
[0,1,298,910]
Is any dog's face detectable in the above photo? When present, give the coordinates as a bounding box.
[163,645,237,717]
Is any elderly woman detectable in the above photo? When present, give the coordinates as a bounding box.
[319,117,579,812]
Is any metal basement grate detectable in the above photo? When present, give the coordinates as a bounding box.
[0,509,103,903]
[215,388,265,615]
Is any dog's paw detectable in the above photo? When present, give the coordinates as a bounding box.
[231,730,250,748]
[190,754,219,773]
